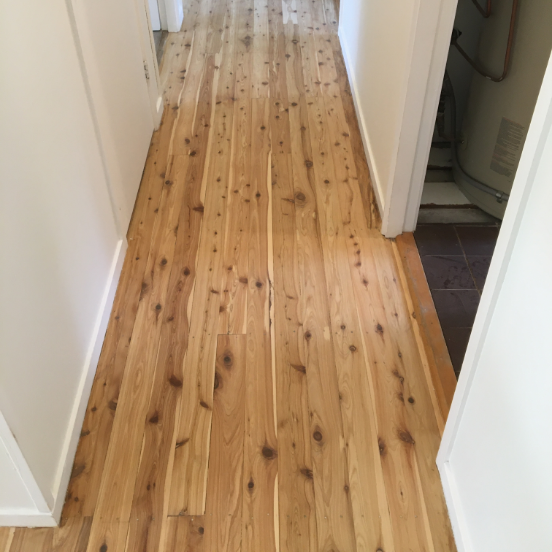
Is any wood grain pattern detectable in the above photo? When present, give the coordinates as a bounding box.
[168,99,234,517]
[124,101,209,552]
[241,97,278,552]
[322,94,437,550]
[85,154,192,552]
[5,1,458,551]
[0,528,14,552]
[162,516,205,552]
[394,233,457,422]
[53,518,92,552]
[63,110,174,519]
[218,99,252,335]
[371,235,457,552]
[10,529,53,552]
[288,95,357,552]
[306,96,393,552]
[270,100,318,552]
[203,335,246,552]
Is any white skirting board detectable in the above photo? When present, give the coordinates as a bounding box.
[0,238,127,527]
[438,462,472,552]
[50,238,127,523]
[0,512,58,528]
[337,28,385,217]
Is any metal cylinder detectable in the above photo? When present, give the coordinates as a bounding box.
[455,0,552,218]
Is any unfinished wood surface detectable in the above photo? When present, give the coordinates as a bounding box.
[3,0,457,551]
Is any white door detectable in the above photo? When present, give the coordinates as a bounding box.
[71,0,156,232]
[148,0,161,31]
[437,52,552,552]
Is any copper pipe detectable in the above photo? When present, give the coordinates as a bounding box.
[453,0,519,83]
[471,0,492,18]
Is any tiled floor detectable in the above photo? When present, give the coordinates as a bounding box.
[414,224,500,377]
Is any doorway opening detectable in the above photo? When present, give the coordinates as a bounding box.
[153,30,168,65]
[414,0,552,376]
[148,0,168,65]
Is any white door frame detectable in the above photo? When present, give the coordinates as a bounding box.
[148,0,162,31]
[381,0,459,237]
[402,0,459,233]
[134,0,164,129]
[158,0,184,32]
[436,53,552,551]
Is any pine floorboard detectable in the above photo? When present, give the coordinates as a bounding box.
[4,0,457,550]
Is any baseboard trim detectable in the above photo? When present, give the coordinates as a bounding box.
[337,28,386,217]
[438,461,472,552]
[0,512,57,528]
[0,411,51,516]
[155,96,164,127]
[49,238,127,524]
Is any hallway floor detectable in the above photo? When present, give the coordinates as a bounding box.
[0,0,457,550]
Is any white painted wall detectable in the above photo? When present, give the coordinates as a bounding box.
[148,0,162,31]
[337,0,486,236]
[339,0,460,237]
[158,0,184,32]
[0,0,130,525]
[438,53,552,552]
[69,0,158,232]
[339,0,418,219]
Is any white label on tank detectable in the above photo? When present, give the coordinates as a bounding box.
[490,117,525,180]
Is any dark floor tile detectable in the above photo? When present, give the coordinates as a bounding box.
[442,327,472,375]
[467,256,492,291]
[421,255,476,290]
[414,225,463,256]
[455,225,499,256]
[431,289,480,328]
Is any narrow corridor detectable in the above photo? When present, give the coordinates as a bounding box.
[2,0,456,550]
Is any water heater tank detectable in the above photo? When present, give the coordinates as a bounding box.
[455,0,552,219]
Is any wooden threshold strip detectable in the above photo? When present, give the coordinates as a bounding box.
[394,232,457,425]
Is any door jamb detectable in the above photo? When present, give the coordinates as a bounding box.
[158,0,184,33]
[135,0,164,129]
[383,0,458,236]
[402,0,459,231]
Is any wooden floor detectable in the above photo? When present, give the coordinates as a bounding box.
[0,0,457,550]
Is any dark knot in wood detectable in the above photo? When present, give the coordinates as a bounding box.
[262,446,277,459]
